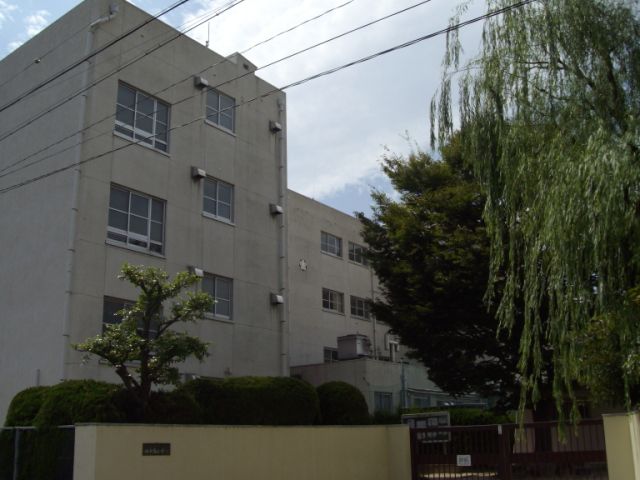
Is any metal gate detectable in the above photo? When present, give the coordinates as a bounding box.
[0,426,75,480]
[410,419,608,479]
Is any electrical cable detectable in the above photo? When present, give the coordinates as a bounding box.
[0,0,534,195]
[0,0,246,146]
[0,0,428,175]
[0,0,192,115]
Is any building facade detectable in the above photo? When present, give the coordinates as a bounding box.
[0,0,482,421]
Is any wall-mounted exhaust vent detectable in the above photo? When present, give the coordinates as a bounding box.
[269,120,282,133]
[269,203,284,215]
[188,266,204,278]
[194,76,209,89]
[191,166,206,179]
[270,293,284,305]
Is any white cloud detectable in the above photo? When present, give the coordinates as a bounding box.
[25,10,50,37]
[0,0,17,29]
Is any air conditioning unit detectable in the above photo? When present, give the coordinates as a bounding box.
[337,334,371,360]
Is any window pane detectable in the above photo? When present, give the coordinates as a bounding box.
[136,113,153,134]
[117,85,136,109]
[203,197,217,215]
[219,115,233,130]
[204,179,217,199]
[218,183,232,203]
[202,276,214,296]
[107,231,127,243]
[207,91,219,111]
[216,277,231,300]
[130,194,149,217]
[137,94,154,115]
[115,106,134,127]
[150,221,163,242]
[151,200,164,222]
[218,203,231,220]
[129,215,148,236]
[109,187,129,211]
[156,103,168,124]
[216,299,230,317]
[108,209,128,231]
[220,94,234,111]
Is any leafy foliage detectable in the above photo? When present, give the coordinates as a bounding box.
[74,264,212,415]
[4,386,49,427]
[431,0,640,411]
[316,381,370,425]
[179,377,320,425]
[358,140,520,404]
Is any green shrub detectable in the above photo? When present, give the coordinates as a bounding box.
[400,406,514,425]
[316,381,370,425]
[371,410,400,425]
[144,390,202,424]
[33,380,124,427]
[180,376,319,425]
[4,386,50,427]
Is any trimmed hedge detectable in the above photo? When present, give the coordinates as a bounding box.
[316,381,370,425]
[401,407,514,425]
[180,376,319,425]
[4,386,50,427]
[32,380,124,427]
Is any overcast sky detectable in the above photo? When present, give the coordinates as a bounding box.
[0,0,486,215]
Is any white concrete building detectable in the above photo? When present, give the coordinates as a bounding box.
[0,0,482,421]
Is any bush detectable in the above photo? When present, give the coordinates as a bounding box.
[180,376,319,425]
[144,390,202,424]
[4,386,50,427]
[400,406,514,425]
[316,381,370,425]
[371,410,400,425]
[33,380,124,427]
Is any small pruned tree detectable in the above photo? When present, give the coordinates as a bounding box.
[74,263,213,416]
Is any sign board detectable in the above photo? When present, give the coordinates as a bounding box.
[401,411,451,443]
[142,443,171,456]
[456,454,472,467]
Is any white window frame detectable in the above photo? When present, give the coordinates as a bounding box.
[202,177,234,223]
[206,89,235,132]
[321,231,342,257]
[107,185,165,255]
[348,241,369,266]
[322,287,344,314]
[203,273,233,320]
[350,295,372,320]
[115,82,169,152]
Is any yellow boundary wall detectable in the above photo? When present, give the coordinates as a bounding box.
[73,424,411,480]
[602,411,640,479]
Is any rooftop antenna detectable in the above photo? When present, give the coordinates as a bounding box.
[205,22,210,48]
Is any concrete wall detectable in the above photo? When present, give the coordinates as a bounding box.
[73,424,411,480]
[287,190,391,366]
[0,0,287,421]
[602,411,640,479]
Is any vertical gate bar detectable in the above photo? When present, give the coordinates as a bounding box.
[12,428,20,480]
[410,428,418,480]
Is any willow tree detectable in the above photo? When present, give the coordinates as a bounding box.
[431,0,640,414]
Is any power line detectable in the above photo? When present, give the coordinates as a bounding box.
[0,0,191,115]
[0,0,534,196]
[239,0,355,54]
[0,0,246,146]
[0,0,430,176]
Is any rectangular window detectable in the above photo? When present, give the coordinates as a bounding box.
[206,89,235,132]
[203,177,234,222]
[322,288,344,313]
[374,391,393,413]
[203,274,233,319]
[102,297,158,337]
[350,296,372,320]
[348,241,369,266]
[107,185,165,254]
[115,83,169,152]
[323,347,338,363]
[321,231,342,257]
